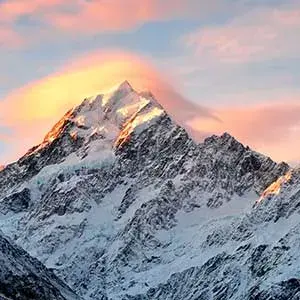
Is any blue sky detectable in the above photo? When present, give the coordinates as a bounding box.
[0,0,300,164]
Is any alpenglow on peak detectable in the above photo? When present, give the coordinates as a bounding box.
[27,80,166,156]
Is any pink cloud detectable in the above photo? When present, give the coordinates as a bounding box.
[0,27,24,48]
[44,0,223,34]
[185,6,300,63]
[45,1,176,33]
[0,0,226,48]
[187,102,300,163]
[0,0,69,21]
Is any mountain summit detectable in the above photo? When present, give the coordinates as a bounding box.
[0,82,296,300]
[28,80,165,157]
[0,81,166,193]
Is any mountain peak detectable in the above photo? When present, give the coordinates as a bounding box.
[204,131,244,150]
[25,81,166,158]
[117,80,134,92]
[220,131,236,141]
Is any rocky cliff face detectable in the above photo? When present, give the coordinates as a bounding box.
[0,231,80,300]
[0,81,296,300]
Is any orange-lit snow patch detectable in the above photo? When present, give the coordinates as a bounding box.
[42,109,74,144]
[257,170,292,203]
[28,109,74,155]
[115,119,133,148]
[70,131,78,140]
[115,103,164,148]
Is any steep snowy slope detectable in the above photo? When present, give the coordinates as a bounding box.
[0,231,80,300]
[127,169,300,300]
[0,81,294,300]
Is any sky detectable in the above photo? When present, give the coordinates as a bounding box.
[0,0,300,165]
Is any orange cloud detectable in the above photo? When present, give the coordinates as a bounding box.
[187,102,300,163]
[185,6,300,63]
[0,50,213,163]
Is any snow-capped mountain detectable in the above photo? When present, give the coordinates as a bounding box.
[0,81,298,300]
[0,230,80,300]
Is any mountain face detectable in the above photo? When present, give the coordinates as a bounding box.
[0,231,80,300]
[0,81,297,300]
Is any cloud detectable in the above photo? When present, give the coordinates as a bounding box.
[45,0,184,33]
[0,50,214,163]
[184,6,300,63]
[44,0,225,34]
[187,102,300,163]
[0,27,24,49]
[0,0,71,21]
[0,0,71,48]
[0,0,225,48]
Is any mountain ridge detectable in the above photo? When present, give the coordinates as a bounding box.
[0,230,80,300]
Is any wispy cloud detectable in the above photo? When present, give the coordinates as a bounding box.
[45,0,190,33]
[0,0,225,49]
[184,6,300,63]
